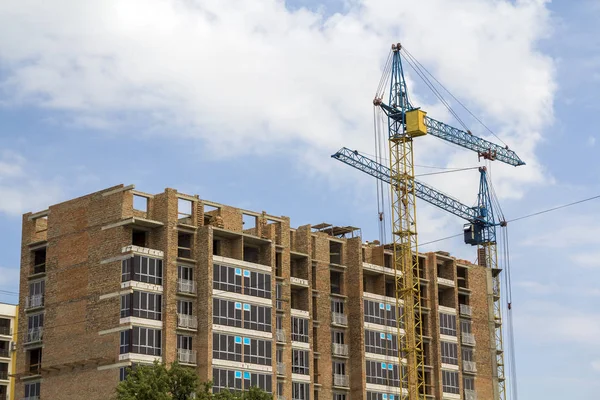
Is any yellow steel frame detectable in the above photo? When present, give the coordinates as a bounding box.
[389,136,425,400]
[481,243,505,400]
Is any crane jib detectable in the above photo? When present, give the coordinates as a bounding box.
[378,103,525,167]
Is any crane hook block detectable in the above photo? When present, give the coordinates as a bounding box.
[405,109,428,137]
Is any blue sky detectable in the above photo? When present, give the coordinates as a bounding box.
[1,0,599,398]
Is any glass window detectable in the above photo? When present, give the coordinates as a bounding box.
[440,313,457,336]
[131,327,162,356]
[212,299,242,328]
[364,330,399,357]
[212,368,272,394]
[243,303,272,332]
[292,382,309,400]
[331,330,345,345]
[292,350,309,375]
[24,382,41,398]
[213,264,242,294]
[122,256,163,285]
[292,317,309,342]
[212,333,242,362]
[177,334,193,350]
[244,337,272,365]
[442,370,460,394]
[121,292,162,320]
[464,376,475,391]
[244,270,272,299]
[441,341,458,365]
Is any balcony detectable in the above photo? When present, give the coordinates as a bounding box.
[26,294,44,310]
[177,314,198,330]
[177,279,197,295]
[465,389,477,400]
[462,333,476,346]
[277,362,286,376]
[332,343,348,357]
[331,312,347,326]
[463,361,477,373]
[333,374,349,387]
[460,304,472,317]
[25,328,43,344]
[276,329,286,343]
[178,349,197,365]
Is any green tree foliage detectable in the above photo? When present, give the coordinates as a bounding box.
[116,361,271,400]
[116,361,198,400]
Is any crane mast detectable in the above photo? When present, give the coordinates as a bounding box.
[338,42,524,400]
[375,43,426,399]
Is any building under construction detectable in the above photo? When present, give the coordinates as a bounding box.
[16,184,500,400]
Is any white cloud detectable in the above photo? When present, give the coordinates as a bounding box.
[0,0,555,200]
[516,300,600,345]
[592,360,600,372]
[0,149,64,216]
[571,252,600,269]
[588,136,596,146]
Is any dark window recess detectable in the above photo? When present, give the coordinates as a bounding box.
[0,341,9,358]
[330,271,342,294]
[121,256,163,285]
[0,319,10,336]
[132,229,147,247]
[0,362,8,380]
[243,246,259,264]
[178,233,193,259]
[275,252,282,277]
[213,240,222,256]
[32,248,46,274]
[28,348,42,375]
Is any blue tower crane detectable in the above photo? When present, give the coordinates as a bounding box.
[333,43,524,400]
[331,147,501,246]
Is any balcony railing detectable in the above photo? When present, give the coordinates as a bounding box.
[26,328,43,344]
[332,312,347,326]
[465,389,477,400]
[333,374,349,387]
[462,333,476,346]
[177,279,197,295]
[277,396,285,400]
[332,343,348,357]
[0,327,10,336]
[26,294,44,309]
[0,348,9,358]
[277,362,286,375]
[177,314,198,330]
[276,329,286,343]
[460,304,472,317]
[178,349,197,365]
[463,361,477,373]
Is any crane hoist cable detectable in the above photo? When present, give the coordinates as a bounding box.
[401,47,510,148]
